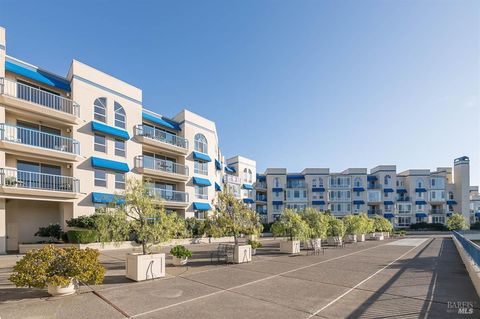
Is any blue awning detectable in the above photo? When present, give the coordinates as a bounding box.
[415,188,427,193]
[272,188,283,192]
[353,187,365,192]
[384,213,395,219]
[272,201,283,205]
[91,121,129,140]
[447,200,457,205]
[243,184,253,190]
[475,212,480,218]
[383,188,394,193]
[224,166,236,173]
[215,159,222,170]
[91,157,129,172]
[142,112,181,131]
[312,200,326,205]
[287,175,304,180]
[92,192,125,205]
[215,182,222,192]
[257,174,266,182]
[6,60,71,91]
[367,176,377,181]
[353,200,365,205]
[193,202,211,211]
[416,212,428,218]
[396,188,407,194]
[192,151,212,162]
[243,198,254,204]
[192,177,211,186]
[312,187,325,192]
[415,200,427,205]
[384,201,394,205]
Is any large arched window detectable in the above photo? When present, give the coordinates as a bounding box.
[354,177,362,187]
[114,102,126,129]
[248,169,252,183]
[243,168,248,182]
[94,97,107,123]
[194,133,208,153]
[384,175,391,186]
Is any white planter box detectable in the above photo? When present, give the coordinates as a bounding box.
[374,233,385,241]
[172,256,188,266]
[346,234,357,243]
[383,232,390,238]
[280,240,300,254]
[234,244,252,263]
[126,253,165,281]
[357,234,366,242]
[327,236,343,246]
[47,281,75,297]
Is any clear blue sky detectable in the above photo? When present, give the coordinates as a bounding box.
[1,0,479,185]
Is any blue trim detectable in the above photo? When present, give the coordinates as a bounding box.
[447,200,457,205]
[256,174,266,182]
[287,175,304,180]
[353,200,365,205]
[192,177,211,186]
[6,61,71,91]
[367,176,377,181]
[243,184,254,190]
[215,159,222,170]
[312,187,325,192]
[384,201,394,205]
[396,188,407,194]
[92,192,125,205]
[72,75,142,105]
[91,157,129,172]
[272,201,283,205]
[312,200,325,205]
[215,182,222,192]
[353,187,365,192]
[192,151,212,162]
[91,121,129,140]
[475,212,480,218]
[243,198,254,204]
[415,212,428,218]
[383,188,394,193]
[384,213,395,218]
[142,112,181,131]
[272,188,283,192]
[415,200,427,205]
[415,188,427,193]
[193,202,211,211]
[224,166,236,173]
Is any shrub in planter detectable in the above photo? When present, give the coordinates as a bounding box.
[299,208,328,240]
[67,229,99,244]
[66,215,98,229]
[170,245,192,266]
[9,245,105,296]
[446,213,468,231]
[326,216,346,245]
[272,209,310,254]
[248,239,262,255]
[34,223,63,242]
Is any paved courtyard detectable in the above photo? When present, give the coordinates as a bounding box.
[0,236,478,318]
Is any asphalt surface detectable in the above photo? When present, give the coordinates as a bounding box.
[0,236,478,319]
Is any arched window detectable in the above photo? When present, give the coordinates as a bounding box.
[384,175,391,185]
[318,177,324,187]
[114,102,126,129]
[194,133,208,153]
[248,169,252,183]
[354,177,362,187]
[416,179,423,188]
[94,97,107,123]
[449,191,454,200]
[274,177,280,188]
[243,168,248,182]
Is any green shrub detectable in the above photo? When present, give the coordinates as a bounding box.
[170,245,192,258]
[67,229,98,244]
[446,213,468,231]
[471,222,480,230]
[327,217,346,237]
[409,223,447,231]
[34,224,63,241]
[248,239,262,249]
[66,215,98,229]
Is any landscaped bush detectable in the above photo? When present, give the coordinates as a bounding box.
[67,229,99,244]
[326,216,346,237]
[372,216,393,233]
[34,224,63,242]
[66,215,98,229]
[261,222,274,233]
[170,245,192,258]
[409,223,448,231]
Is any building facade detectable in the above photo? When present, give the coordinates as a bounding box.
[256,156,475,227]
[0,27,256,253]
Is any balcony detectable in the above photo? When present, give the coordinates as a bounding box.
[0,78,80,124]
[367,209,383,215]
[134,155,189,182]
[224,174,241,184]
[256,194,267,202]
[147,188,189,207]
[430,209,445,214]
[255,182,267,190]
[367,184,382,190]
[396,196,411,202]
[0,168,79,199]
[0,124,81,162]
[134,125,189,155]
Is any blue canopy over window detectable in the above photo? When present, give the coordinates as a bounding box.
[367,176,377,181]
[272,201,283,205]
[142,112,181,131]
[353,200,365,205]
[287,175,304,180]
[353,187,365,192]
[272,188,283,192]
[5,60,71,91]
[215,182,222,191]
[415,200,427,205]
[192,177,211,186]
[384,201,394,205]
[243,184,253,190]
[91,157,129,172]
[312,200,326,205]
[396,188,407,194]
[415,188,427,193]
[243,198,254,204]
[193,202,211,211]
[256,174,266,182]
[92,192,125,205]
[384,213,395,219]
[383,188,394,193]
[224,166,235,173]
[215,159,222,170]
[447,200,457,205]
[475,212,480,218]
[192,151,212,162]
[91,121,129,140]
[416,212,428,218]
[312,187,325,192]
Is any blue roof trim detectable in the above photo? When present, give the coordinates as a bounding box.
[243,184,254,190]
[215,159,222,170]
[353,187,365,192]
[353,200,365,205]
[312,187,325,192]
[192,177,212,186]
[92,192,125,205]
[215,182,222,191]
[192,151,212,162]
[224,166,236,173]
[193,202,211,211]
[287,175,304,180]
[415,200,427,205]
[447,200,457,205]
[367,176,378,181]
[91,121,130,140]
[383,188,394,193]
[272,188,283,192]
[312,200,326,205]
[272,201,283,205]
[91,157,129,172]
[384,201,394,205]
[6,61,71,91]
[384,213,395,218]
[396,188,407,193]
[243,198,254,204]
[142,112,181,131]
[416,212,428,218]
[415,188,427,193]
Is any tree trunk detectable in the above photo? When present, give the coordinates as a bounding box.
[142,240,147,255]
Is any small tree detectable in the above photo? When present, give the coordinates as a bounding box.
[372,215,393,233]
[326,216,346,238]
[446,213,468,231]
[271,209,311,241]
[343,215,363,235]
[299,208,329,239]
[357,213,371,234]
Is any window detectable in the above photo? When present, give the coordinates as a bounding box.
[354,177,362,187]
[115,173,125,189]
[94,98,107,123]
[195,211,206,219]
[384,175,391,185]
[94,134,106,153]
[318,178,324,187]
[114,102,126,129]
[243,168,248,182]
[449,192,454,200]
[94,169,107,187]
[194,160,208,175]
[195,185,208,199]
[248,169,252,183]
[312,178,317,187]
[416,178,423,188]
[115,139,125,157]
[194,133,208,153]
[274,177,280,188]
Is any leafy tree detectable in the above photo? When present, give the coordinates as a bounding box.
[271,209,311,241]
[372,215,393,233]
[299,207,329,239]
[343,215,363,235]
[326,216,346,237]
[357,213,372,234]
[446,213,468,231]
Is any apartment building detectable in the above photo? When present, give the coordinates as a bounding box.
[471,186,480,223]
[0,27,255,253]
[256,156,474,227]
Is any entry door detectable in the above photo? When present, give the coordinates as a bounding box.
[6,223,18,251]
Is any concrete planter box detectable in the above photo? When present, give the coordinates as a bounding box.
[280,240,300,254]
[357,234,366,242]
[126,253,165,281]
[327,236,343,246]
[47,281,75,297]
[374,233,385,241]
[233,244,252,263]
[383,232,390,238]
[172,256,188,266]
[346,234,357,243]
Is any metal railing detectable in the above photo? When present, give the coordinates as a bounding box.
[397,210,412,214]
[453,231,480,268]
[0,124,80,154]
[430,209,445,214]
[135,125,188,149]
[396,197,411,202]
[255,182,267,189]
[256,195,267,201]
[0,78,79,116]
[0,168,79,192]
[135,155,188,176]
[367,209,383,215]
[147,188,189,203]
[367,184,382,190]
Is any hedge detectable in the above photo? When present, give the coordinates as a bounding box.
[67,229,99,244]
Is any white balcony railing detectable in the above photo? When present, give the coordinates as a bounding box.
[0,78,80,116]
[224,174,241,184]
[135,124,188,150]
[147,188,189,203]
[0,168,79,192]
[0,124,80,154]
[135,155,188,176]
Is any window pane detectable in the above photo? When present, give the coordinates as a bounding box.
[115,139,125,157]
[115,173,125,189]
[94,169,106,187]
[94,134,106,153]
